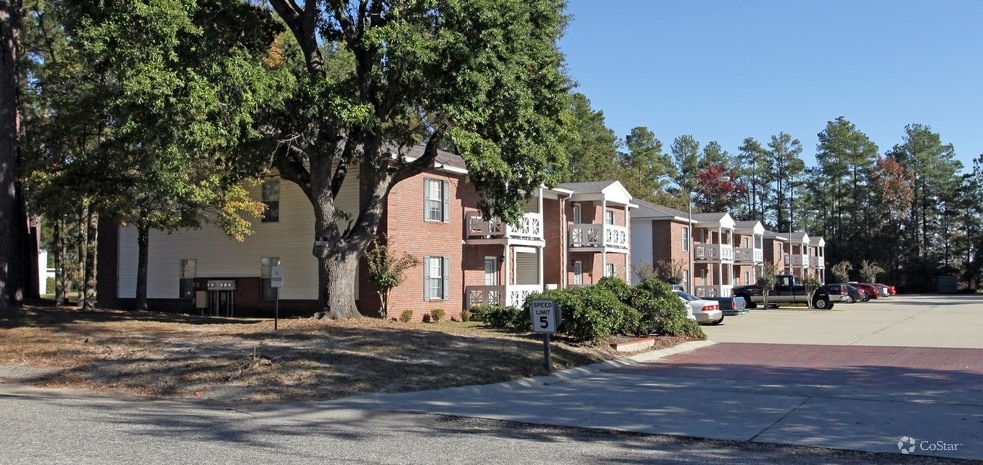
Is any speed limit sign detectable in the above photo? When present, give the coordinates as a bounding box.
[530,299,559,333]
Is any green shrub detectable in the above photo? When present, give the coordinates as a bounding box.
[532,286,631,345]
[629,278,705,339]
[470,304,527,332]
[429,308,445,322]
[398,310,414,323]
[595,276,633,302]
[460,308,472,322]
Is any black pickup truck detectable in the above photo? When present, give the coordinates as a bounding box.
[731,274,834,309]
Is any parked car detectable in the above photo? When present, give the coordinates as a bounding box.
[873,283,895,296]
[707,296,748,315]
[674,289,724,325]
[824,283,865,303]
[732,274,835,309]
[876,283,896,295]
[850,282,879,300]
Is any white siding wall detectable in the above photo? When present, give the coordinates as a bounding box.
[117,175,360,300]
[630,221,653,285]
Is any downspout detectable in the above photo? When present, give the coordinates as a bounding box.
[601,198,608,278]
[625,204,631,281]
[538,187,544,291]
[560,192,569,288]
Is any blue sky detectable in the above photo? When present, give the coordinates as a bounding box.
[558,0,981,172]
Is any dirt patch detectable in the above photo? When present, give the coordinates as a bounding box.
[0,306,694,403]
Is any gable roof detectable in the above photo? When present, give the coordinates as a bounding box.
[765,230,810,244]
[559,180,634,206]
[631,199,689,221]
[734,220,765,235]
[693,211,736,229]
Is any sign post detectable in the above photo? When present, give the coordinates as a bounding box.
[271,264,282,331]
[530,299,561,372]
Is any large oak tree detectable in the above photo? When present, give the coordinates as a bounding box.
[259,0,570,318]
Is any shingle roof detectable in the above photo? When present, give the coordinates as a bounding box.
[631,199,689,219]
[401,144,468,170]
[558,181,621,193]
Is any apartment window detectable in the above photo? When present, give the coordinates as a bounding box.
[424,178,449,223]
[682,227,690,251]
[179,259,196,299]
[424,256,450,301]
[261,257,279,300]
[573,261,583,285]
[262,179,280,222]
[745,271,751,285]
[572,203,582,224]
[605,263,616,278]
[605,210,615,225]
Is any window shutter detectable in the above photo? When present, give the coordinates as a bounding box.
[442,256,450,299]
[423,256,432,301]
[441,180,450,223]
[423,179,430,221]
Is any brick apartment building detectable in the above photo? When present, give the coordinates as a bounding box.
[97,147,635,320]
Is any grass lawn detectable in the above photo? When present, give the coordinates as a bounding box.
[0,305,690,403]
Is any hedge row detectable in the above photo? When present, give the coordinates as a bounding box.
[470,277,705,345]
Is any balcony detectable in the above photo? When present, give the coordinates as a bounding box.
[569,224,628,250]
[466,213,543,241]
[790,254,810,268]
[733,247,763,264]
[810,256,825,268]
[694,284,733,299]
[693,243,734,263]
[466,284,542,308]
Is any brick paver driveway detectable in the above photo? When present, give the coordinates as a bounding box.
[610,343,983,403]
[335,294,983,460]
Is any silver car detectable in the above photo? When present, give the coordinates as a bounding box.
[674,289,724,325]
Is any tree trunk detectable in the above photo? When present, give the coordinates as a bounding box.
[55,219,67,305]
[135,221,149,310]
[24,216,39,299]
[325,250,361,319]
[81,207,97,311]
[0,0,24,311]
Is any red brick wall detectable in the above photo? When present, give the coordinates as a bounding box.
[365,170,480,322]
[651,219,690,268]
[543,197,566,288]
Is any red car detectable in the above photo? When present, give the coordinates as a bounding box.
[850,282,879,299]
[876,283,897,295]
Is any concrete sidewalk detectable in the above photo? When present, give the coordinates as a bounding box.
[328,295,983,461]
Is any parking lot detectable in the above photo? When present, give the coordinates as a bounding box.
[335,293,983,460]
[702,294,983,348]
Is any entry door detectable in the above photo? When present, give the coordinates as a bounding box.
[484,257,499,285]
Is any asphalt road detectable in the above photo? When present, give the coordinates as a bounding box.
[2,294,981,464]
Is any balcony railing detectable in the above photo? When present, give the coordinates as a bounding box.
[466,284,543,308]
[733,247,763,263]
[694,284,733,299]
[466,213,543,241]
[790,254,810,267]
[466,285,504,307]
[693,243,734,262]
[569,224,628,249]
[810,256,825,268]
[508,285,542,307]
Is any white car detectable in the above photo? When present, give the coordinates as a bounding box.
[674,289,725,325]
